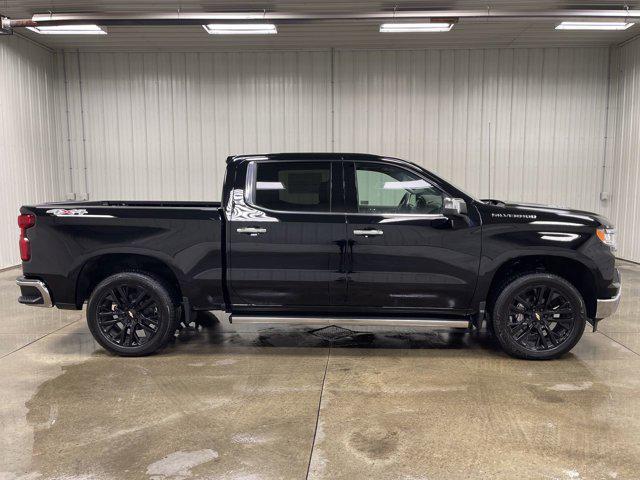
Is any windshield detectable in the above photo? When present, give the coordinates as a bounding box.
[402,159,480,202]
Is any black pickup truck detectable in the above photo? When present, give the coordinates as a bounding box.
[17,153,621,359]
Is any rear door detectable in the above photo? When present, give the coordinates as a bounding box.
[226,158,346,309]
[343,159,481,313]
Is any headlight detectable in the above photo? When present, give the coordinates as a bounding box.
[596,227,617,251]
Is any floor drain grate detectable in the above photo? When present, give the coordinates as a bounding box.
[310,325,357,341]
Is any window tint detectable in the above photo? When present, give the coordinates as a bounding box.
[355,163,443,214]
[253,162,331,212]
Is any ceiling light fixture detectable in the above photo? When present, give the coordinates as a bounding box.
[380,22,453,33]
[203,23,277,34]
[555,21,634,30]
[26,24,106,34]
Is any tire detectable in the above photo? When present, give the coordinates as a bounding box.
[87,272,177,356]
[491,273,586,360]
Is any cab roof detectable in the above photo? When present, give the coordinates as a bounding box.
[226,152,407,164]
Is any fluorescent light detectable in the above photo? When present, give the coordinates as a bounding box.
[380,22,453,33]
[256,181,285,190]
[383,180,431,190]
[555,21,634,30]
[26,24,106,34]
[203,23,277,35]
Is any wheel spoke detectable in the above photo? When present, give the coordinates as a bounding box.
[114,326,126,344]
[99,318,120,328]
[506,284,577,352]
[508,318,527,328]
[514,326,531,342]
[543,288,555,309]
[535,325,550,349]
[137,321,156,334]
[544,325,560,346]
[128,290,146,309]
[139,313,158,326]
[124,328,134,347]
[514,295,532,309]
[96,282,162,349]
[109,288,125,309]
[536,286,549,307]
[138,297,155,312]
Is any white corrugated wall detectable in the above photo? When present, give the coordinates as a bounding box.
[0,36,68,269]
[63,51,332,200]
[62,47,610,211]
[45,46,640,263]
[606,39,640,262]
[334,48,610,213]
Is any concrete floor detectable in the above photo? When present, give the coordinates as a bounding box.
[1,263,639,480]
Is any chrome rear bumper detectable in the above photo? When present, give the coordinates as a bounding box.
[16,276,53,308]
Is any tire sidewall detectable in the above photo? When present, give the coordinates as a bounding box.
[87,272,175,356]
[492,273,586,360]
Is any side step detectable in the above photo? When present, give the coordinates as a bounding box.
[224,314,469,329]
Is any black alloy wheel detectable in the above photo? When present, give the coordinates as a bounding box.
[96,284,160,348]
[506,285,576,351]
[87,272,176,356]
[492,273,586,360]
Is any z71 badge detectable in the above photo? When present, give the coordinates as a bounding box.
[46,208,89,216]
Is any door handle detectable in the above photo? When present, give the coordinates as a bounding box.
[353,229,383,237]
[236,227,267,236]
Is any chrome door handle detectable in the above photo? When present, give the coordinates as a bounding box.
[237,227,267,236]
[353,229,383,237]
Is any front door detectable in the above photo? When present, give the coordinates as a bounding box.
[226,158,346,309]
[343,160,481,314]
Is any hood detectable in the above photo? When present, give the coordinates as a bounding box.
[480,200,613,228]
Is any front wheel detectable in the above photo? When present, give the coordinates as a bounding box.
[87,272,177,356]
[492,273,586,360]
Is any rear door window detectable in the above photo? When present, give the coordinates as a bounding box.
[250,162,332,213]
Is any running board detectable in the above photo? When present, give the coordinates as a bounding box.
[226,315,469,329]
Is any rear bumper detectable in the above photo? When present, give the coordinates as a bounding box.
[595,271,621,320]
[16,276,53,308]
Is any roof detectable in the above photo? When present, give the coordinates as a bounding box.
[226,152,404,163]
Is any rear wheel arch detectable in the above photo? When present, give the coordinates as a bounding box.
[75,253,183,308]
[485,255,598,319]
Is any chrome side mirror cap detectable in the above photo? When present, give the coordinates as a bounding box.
[443,197,468,216]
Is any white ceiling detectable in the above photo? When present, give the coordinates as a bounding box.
[2,1,640,50]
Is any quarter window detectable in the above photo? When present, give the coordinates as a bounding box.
[252,162,331,212]
[355,163,443,214]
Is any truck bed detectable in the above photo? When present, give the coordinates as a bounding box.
[19,199,225,311]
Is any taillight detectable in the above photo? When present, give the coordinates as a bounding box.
[18,214,35,261]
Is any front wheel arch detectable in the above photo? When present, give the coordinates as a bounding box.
[484,255,597,320]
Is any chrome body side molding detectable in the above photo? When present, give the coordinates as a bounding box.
[213,313,469,329]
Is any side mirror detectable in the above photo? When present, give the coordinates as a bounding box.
[443,197,468,216]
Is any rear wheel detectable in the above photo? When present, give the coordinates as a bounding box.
[492,273,586,360]
[87,272,177,356]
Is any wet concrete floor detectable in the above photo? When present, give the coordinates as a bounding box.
[1,261,639,479]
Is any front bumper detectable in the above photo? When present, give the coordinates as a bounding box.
[17,276,53,308]
[595,277,621,320]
